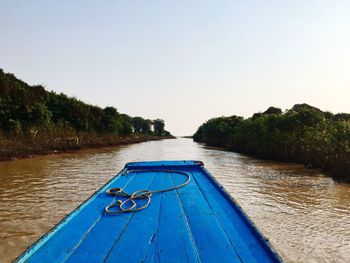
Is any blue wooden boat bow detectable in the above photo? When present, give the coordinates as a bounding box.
[16,160,282,263]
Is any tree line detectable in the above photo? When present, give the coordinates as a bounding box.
[0,69,170,138]
[193,104,350,181]
[0,68,173,160]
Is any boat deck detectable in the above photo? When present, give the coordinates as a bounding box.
[17,160,281,263]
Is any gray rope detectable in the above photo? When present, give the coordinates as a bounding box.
[104,170,191,215]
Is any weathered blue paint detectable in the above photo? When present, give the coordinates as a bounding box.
[16,160,282,263]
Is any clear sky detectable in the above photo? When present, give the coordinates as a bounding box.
[1,1,349,135]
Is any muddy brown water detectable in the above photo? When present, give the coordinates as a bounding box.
[0,138,349,262]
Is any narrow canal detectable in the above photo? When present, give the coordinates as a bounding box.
[0,138,349,262]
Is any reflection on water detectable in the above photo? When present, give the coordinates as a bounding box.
[0,138,349,262]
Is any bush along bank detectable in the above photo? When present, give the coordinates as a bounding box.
[193,104,350,182]
[0,68,173,160]
[0,132,173,161]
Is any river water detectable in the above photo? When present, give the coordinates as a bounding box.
[0,138,349,262]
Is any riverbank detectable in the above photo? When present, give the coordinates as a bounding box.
[0,69,173,162]
[193,104,350,182]
[196,139,350,183]
[0,132,175,161]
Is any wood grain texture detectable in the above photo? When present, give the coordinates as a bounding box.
[17,161,282,263]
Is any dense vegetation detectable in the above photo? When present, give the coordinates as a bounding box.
[194,104,350,181]
[0,69,171,159]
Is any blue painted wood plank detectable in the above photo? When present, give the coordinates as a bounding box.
[172,167,243,263]
[198,166,281,262]
[104,172,167,262]
[126,160,202,169]
[25,173,135,263]
[65,171,159,262]
[191,168,273,262]
[144,172,200,263]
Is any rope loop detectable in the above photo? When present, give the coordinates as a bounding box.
[104,170,190,215]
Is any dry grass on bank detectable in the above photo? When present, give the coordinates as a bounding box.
[0,130,169,161]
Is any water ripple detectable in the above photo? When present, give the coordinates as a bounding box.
[0,138,349,262]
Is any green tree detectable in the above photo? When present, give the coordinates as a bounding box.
[153,119,165,136]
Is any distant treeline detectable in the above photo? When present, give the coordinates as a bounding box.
[193,104,350,181]
[0,69,171,159]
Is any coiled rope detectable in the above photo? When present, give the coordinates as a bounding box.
[104,170,190,215]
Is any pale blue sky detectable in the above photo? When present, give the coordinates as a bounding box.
[1,1,349,135]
